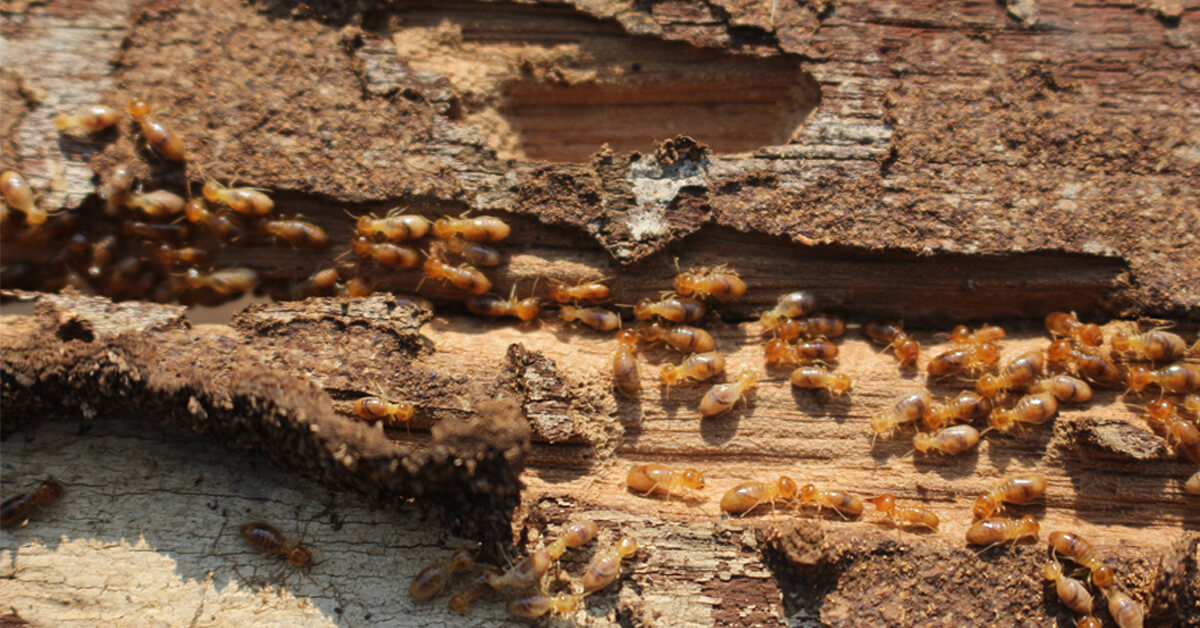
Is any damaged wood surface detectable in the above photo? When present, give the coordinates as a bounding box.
[2,0,1200,626]
[3,292,1199,626]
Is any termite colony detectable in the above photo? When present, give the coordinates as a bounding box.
[405,520,638,620]
[1,98,335,305]
[3,99,1194,627]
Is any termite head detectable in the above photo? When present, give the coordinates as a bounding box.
[681,468,705,490]
[287,546,313,569]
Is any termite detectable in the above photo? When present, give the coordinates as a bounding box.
[1044,558,1094,615]
[639,320,714,353]
[863,321,919,367]
[912,425,982,456]
[626,464,704,500]
[202,180,273,216]
[432,215,510,242]
[1,479,64,527]
[797,484,863,518]
[1111,329,1187,362]
[976,351,1044,398]
[612,329,641,398]
[660,352,726,386]
[972,474,1048,520]
[987,393,1059,433]
[240,522,312,569]
[1045,312,1103,346]
[719,476,797,515]
[54,105,120,135]
[699,370,758,418]
[789,366,852,396]
[409,548,475,601]
[561,305,620,331]
[546,278,610,304]
[422,256,491,294]
[1047,531,1114,588]
[127,98,186,161]
[760,291,817,329]
[965,515,1039,548]
[674,267,746,300]
[866,493,939,530]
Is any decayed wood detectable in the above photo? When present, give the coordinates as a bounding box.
[2,291,1198,626]
[3,0,1200,626]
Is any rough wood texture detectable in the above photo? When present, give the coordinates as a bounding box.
[3,0,1200,626]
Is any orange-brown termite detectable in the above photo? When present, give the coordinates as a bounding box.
[506,591,577,619]
[581,535,638,594]
[546,278,610,304]
[343,276,374,298]
[432,215,510,242]
[921,390,991,431]
[764,338,839,367]
[866,493,939,530]
[183,198,241,240]
[127,98,186,161]
[720,476,797,515]
[201,180,274,216]
[1185,393,1200,416]
[639,320,714,353]
[409,548,475,601]
[775,314,846,341]
[560,305,620,331]
[965,514,1039,548]
[927,341,1000,377]
[354,211,430,241]
[353,393,415,429]
[54,105,121,135]
[987,393,1059,433]
[240,522,313,569]
[447,567,500,613]
[467,290,540,322]
[863,320,920,367]
[1145,398,1200,463]
[612,328,641,398]
[949,324,1006,345]
[101,165,134,215]
[184,267,258,295]
[660,352,726,387]
[546,520,599,560]
[1045,312,1103,346]
[626,464,704,500]
[1,171,45,226]
[1111,329,1187,362]
[912,425,982,456]
[487,548,552,590]
[351,236,420,269]
[1126,363,1200,394]
[126,189,186,217]
[1046,340,1121,385]
[1101,587,1145,628]
[674,267,746,300]
[422,256,491,294]
[1,479,64,527]
[976,351,1045,398]
[700,371,758,418]
[261,219,328,249]
[870,391,933,438]
[441,236,501,267]
[153,244,211,268]
[1028,374,1093,403]
[760,291,817,329]
[789,366,852,396]
[633,295,706,323]
[972,474,1048,520]
[798,484,863,518]
[1044,558,1094,615]
[1048,531,1115,588]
